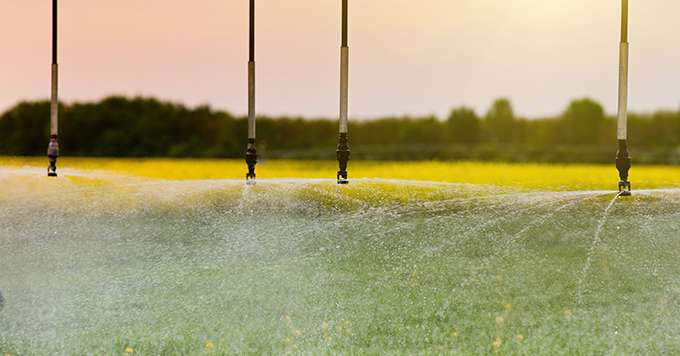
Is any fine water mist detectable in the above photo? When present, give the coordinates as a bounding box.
[2,168,680,354]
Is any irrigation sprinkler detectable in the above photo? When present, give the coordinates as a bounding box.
[336,0,351,184]
[616,0,632,196]
[245,0,258,184]
[47,0,60,177]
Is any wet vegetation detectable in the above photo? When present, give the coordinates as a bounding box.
[1,169,680,354]
[2,96,680,163]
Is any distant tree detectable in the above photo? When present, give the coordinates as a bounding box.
[631,111,680,147]
[484,98,516,143]
[560,98,606,144]
[447,107,481,144]
[0,101,51,155]
[2,95,680,163]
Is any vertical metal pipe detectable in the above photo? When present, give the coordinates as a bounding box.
[51,0,58,137]
[620,0,628,44]
[339,54,349,134]
[47,0,60,177]
[336,0,350,184]
[248,0,256,140]
[341,0,348,47]
[248,64,256,140]
[339,0,349,134]
[52,0,57,65]
[616,0,632,194]
[245,0,258,182]
[617,0,629,141]
[249,0,255,63]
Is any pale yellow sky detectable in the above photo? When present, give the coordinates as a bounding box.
[1,0,679,118]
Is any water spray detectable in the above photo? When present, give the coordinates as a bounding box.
[336,0,351,185]
[47,0,60,177]
[616,0,632,196]
[245,0,258,185]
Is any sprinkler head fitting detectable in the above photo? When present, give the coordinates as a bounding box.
[47,136,59,177]
[48,163,57,177]
[336,133,350,185]
[337,172,349,185]
[245,141,257,184]
[616,140,631,196]
[618,181,632,196]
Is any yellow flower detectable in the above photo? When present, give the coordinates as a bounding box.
[504,303,513,312]
[516,334,525,342]
[125,346,134,354]
[294,329,303,337]
[564,309,573,318]
[206,341,215,351]
[451,330,459,337]
[495,315,505,325]
[493,337,503,350]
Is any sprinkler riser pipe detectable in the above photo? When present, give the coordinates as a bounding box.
[48,136,59,158]
[249,0,255,62]
[615,0,631,194]
[48,64,59,174]
[52,0,58,62]
[337,133,350,183]
[616,140,631,178]
[620,0,628,43]
[245,138,257,180]
[337,0,350,184]
[617,139,632,195]
[245,0,257,182]
[341,0,348,47]
[248,62,256,139]
[47,136,59,177]
[50,64,59,136]
[617,43,629,140]
[49,0,59,177]
[339,47,349,134]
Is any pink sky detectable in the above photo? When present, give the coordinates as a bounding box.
[1,0,679,118]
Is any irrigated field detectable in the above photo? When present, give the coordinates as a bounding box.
[1,158,680,355]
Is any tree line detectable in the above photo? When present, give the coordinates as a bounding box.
[1,96,680,163]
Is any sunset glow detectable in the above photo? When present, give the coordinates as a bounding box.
[1,0,679,117]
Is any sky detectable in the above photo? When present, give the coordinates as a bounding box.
[1,0,679,119]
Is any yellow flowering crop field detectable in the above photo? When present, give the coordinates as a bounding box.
[2,156,680,191]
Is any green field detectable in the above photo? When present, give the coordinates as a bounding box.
[1,159,680,355]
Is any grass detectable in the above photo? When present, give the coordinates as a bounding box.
[1,158,680,355]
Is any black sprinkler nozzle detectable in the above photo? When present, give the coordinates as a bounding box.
[618,181,632,196]
[336,133,350,185]
[616,140,632,196]
[47,136,59,177]
[245,140,257,184]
